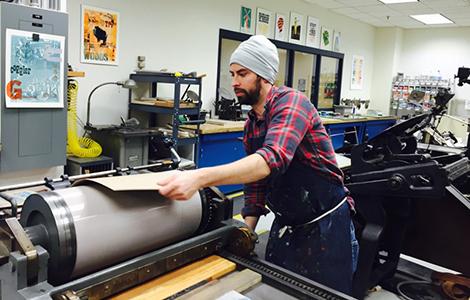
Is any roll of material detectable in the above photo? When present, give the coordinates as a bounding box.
[20,183,203,284]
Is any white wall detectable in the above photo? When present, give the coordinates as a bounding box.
[370,27,403,113]
[67,0,377,127]
[0,0,377,185]
[396,27,470,141]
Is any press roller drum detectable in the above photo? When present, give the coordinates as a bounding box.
[20,183,205,285]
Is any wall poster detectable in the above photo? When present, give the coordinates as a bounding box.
[305,16,320,48]
[333,31,342,52]
[289,12,304,44]
[320,27,333,50]
[255,8,274,38]
[81,5,119,65]
[275,13,287,41]
[351,55,365,90]
[240,6,254,34]
[5,29,65,108]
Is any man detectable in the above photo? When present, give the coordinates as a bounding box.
[158,35,357,294]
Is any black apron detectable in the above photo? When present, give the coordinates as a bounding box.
[249,135,354,295]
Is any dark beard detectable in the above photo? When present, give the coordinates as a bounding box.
[234,77,261,105]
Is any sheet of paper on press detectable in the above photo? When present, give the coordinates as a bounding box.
[73,170,180,191]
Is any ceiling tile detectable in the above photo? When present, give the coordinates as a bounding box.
[453,18,470,26]
[356,5,403,16]
[306,0,470,28]
[309,0,346,9]
[388,17,424,26]
[332,7,362,15]
[383,2,427,10]
[367,21,395,27]
[348,12,377,20]
[400,23,429,28]
[437,6,470,16]
[386,2,437,14]
[335,0,380,6]
[423,0,469,9]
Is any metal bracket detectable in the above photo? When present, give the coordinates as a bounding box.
[4,218,39,284]
[45,175,71,190]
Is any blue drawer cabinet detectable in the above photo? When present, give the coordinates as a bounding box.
[325,122,366,150]
[198,131,245,194]
[363,119,396,141]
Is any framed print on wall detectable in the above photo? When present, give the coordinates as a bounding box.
[351,55,364,90]
[320,27,332,51]
[333,31,341,52]
[255,8,274,38]
[305,16,320,48]
[240,6,254,34]
[81,5,119,65]
[289,12,304,44]
[275,13,287,41]
[5,29,65,108]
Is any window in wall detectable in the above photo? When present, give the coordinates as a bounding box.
[293,52,317,102]
[276,49,288,87]
[219,39,241,98]
[318,57,340,110]
[216,29,344,114]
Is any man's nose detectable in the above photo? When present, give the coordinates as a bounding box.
[232,77,240,88]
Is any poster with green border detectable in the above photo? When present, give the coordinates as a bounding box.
[240,6,254,34]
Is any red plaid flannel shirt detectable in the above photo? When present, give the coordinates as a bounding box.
[241,86,345,218]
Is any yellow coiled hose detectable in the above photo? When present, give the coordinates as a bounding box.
[67,80,102,157]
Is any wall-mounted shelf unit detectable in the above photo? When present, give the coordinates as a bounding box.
[390,74,454,118]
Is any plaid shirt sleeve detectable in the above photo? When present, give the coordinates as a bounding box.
[255,90,312,177]
[241,178,270,218]
[241,123,270,218]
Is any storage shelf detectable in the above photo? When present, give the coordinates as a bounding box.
[128,72,202,166]
[129,103,200,115]
[130,73,201,85]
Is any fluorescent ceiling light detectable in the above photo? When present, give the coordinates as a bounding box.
[378,0,418,3]
[410,14,453,25]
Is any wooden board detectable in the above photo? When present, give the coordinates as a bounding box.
[134,98,197,108]
[181,119,245,134]
[364,116,398,121]
[321,116,368,124]
[321,116,397,124]
[67,71,85,77]
[176,269,261,300]
[111,255,236,300]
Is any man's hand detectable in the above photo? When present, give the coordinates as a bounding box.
[157,170,202,200]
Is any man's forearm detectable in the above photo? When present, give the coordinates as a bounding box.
[197,153,270,187]
[244,216,259,231]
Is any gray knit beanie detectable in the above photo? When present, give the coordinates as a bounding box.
[230,35,279,84]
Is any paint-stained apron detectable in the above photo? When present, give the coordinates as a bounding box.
[248,135,355,295]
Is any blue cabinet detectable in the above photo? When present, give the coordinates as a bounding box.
[363,119,397,140]
[324,118,396,150]
[198,131,245,194]
[325,122,365,150]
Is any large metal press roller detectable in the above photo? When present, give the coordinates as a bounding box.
[19,183,206,284]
